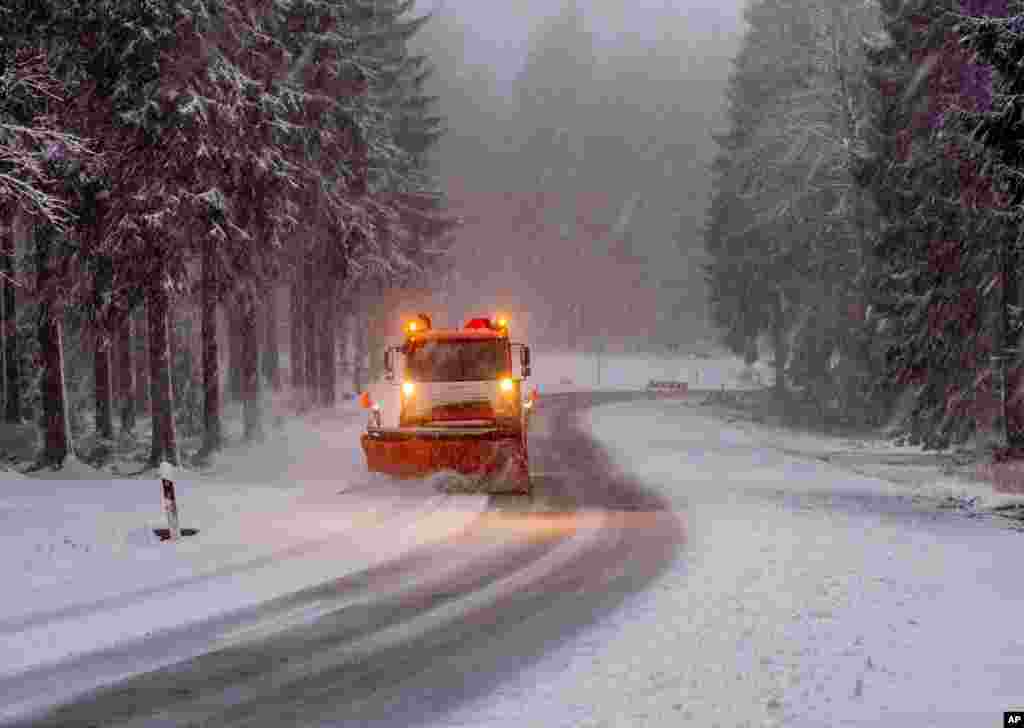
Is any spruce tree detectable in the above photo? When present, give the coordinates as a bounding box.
[953,0,1024,449]
[860,0,1010,449]
[705,0,821,399]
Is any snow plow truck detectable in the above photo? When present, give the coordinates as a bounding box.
[359,313,536,494]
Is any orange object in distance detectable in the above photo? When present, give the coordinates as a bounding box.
[406,313,432,335]
[359,392,373,409]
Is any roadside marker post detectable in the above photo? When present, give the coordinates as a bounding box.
[160,461,180,541]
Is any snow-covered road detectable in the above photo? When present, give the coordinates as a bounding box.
[436,396,1024,728]
[7,391,682,727]
[5,380,1023,727]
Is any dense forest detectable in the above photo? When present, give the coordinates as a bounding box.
[10,0,1020,471]
[705,0,1024,453]
[0,0,742,472]
[0,0,453,470]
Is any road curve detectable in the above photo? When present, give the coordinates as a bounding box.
[15,392,685,728]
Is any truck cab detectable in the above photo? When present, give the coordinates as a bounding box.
[383,316,532,434]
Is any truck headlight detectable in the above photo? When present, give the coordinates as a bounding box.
[402,381,415,397]
[499,377,514,394]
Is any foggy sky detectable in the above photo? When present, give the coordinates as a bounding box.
[428,0,746,83]
[422,0,749,350]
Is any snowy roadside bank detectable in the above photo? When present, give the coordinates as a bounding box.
[0,412,486,719]
[530,350,772,394]
[681,390,1024,522]
[533,347,1024,519]
[432,391,1024,728]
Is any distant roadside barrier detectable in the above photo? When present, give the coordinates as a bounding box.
[646,380,689,395]
[978,458,1024,496]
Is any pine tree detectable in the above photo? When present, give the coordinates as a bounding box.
[262,286,281,392]
[513,0,599,193]
[953,0,1024,449]
[1,0,457,461]
[859,0,1010,449]
[767,0,880,423]
[34,222,71,467]
[705,0,821,399]
[0,17,97,456]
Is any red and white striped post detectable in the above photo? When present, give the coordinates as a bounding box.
[159,461,180,541]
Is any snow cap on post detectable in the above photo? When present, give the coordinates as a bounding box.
[159,461,175,481]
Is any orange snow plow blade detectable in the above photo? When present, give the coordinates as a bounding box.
[361,427,529,493]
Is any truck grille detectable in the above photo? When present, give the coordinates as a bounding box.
[403,381,498,424]
[429,402,494,421]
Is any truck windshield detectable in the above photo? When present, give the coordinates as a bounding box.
[405,339,508,382]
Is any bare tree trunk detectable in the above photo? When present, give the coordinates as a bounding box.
[304,257,318,408]
[36,225,70,467]
[337,305,350,396]
[353,308,368,395]
[94,334,114,440]
[134,305,150,416]
[743,335,758,367]
[38,314,70,467]
[772,291,788,401]
[567,303,576,351]
[148,282,178,466]
[227,301,243,403]
[200,243,222,456]
[240,290,263,442]
[117,314,136,437]
[173,305,198,437]
[2,216,20,424]
[263,285,281,391]
[320,277,337,407]
[290,276,306,409]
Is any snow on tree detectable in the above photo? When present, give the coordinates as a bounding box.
[0,0,454,467]
[952,0,1024,450]
[705,0,825,400]
[0,50,93,232]
[860,0,1012,449]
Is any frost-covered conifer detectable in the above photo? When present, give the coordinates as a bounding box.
[860,0,1016,449]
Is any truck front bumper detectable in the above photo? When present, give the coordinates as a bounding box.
[360,426,529,492]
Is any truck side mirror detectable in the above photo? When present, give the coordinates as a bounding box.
[521,346,531,378]
[384,348,393,379]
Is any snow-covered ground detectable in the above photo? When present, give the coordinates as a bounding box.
[532,348,773,394]
[3,350,1021,726]
[434,398,1024,728]
[0,410,486,722]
